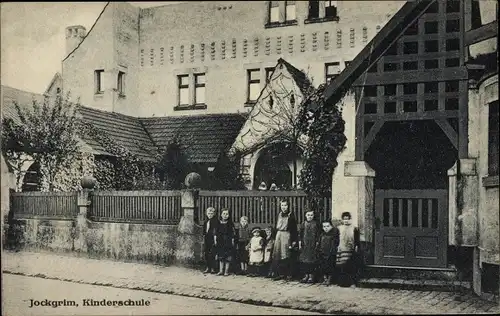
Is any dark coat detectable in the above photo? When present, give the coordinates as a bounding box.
[317,227,340,260]
[203,217,218,245]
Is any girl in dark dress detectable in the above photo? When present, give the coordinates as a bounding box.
[202,207,218,273]
[299,210,321,283]
[214,208,236,276]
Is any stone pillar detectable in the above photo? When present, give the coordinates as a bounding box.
[74,189,91,253]
[448,159,480,295]
[447,159,479,246]
[333,161,376,265]
[176,189,200,265]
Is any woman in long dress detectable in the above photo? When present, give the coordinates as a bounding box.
[271,199,298,281]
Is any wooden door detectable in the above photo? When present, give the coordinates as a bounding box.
[374,189,448,268]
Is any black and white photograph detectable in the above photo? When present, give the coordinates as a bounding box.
[1,0,499,315]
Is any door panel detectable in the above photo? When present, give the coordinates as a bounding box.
[374,190,448,268]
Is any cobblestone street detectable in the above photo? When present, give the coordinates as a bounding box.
[2,251,499,315]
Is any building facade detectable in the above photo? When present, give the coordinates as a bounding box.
[61,1,403,118]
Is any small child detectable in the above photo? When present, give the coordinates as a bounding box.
[236,216,251,275]
[317,219,340,286]
[299,210,321,283]
[263,226,275,277]
[246,227,265,277]
[202,207,218,274]
[214,208,236,276]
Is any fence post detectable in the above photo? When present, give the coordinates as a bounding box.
[74,177,96,252]
[176,173,202,265]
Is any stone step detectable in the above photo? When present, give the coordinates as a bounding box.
[358,278,472,292]
[362,265,464,281]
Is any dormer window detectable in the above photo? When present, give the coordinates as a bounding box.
[308,1,320,19]
[266,1,298,28]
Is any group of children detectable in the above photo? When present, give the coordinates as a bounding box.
[202,199,360,287]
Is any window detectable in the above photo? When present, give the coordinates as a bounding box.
[247,69,261,102]
[445,97,459,110]
[425,40,439,52]
[325,62,341,83]
[178,75,189,105]
[403,101,417,112]
[425,100,439,111]
[364,86,377,97]
[194,73,205,104]
[446,38,460,51]
[403,83,418,95]
[424,82,439,93]
[265,67,274,82]
[488,101,499,176]
[56,87,61,94]
[425,59,439,69]
[269,1,280,23]
[384,84,397,96]
[446,0,460,13]
[94,69,104,94]
[384,102,397,113]
[445,80,459,93]
[117,71,126,96]
[446,19,460,33]
[325,1,338,18]
[308,1,320,19]
[445,58,460,67]
[405,21,418,35]
[403,42,419,54]
[384,62,399,72]
[364,103,377,114]
[425,21,439,34]
[403,61,418,70]
[285,1,296,21]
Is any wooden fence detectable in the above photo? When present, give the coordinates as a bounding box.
[198,190,332,226]
[10,191,79,219]
[89,190,183,224]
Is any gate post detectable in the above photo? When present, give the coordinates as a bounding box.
[334,161,376,265]
[176,173,202,266]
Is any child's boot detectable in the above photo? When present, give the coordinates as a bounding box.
[300,275,308,283]
[307,274,315,283]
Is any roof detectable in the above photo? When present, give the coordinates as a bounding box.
[140,113,247,164]
[1,85,45,125]
[44,72,62,95]
[278,58,313,95]
[76,106,157,160]
[323,0,433,106]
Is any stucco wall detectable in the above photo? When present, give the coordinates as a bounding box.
[476,75,499,266]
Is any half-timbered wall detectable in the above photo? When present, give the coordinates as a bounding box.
[354,0,468,163]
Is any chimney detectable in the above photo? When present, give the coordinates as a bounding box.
[65,25,87,56]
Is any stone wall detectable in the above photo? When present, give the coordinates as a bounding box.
[5,217,203,267]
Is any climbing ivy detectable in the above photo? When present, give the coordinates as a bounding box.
[298,84,347,213]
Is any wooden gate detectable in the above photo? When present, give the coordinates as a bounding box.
[374,189,448,268]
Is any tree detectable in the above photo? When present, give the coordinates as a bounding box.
[211,150,247,190]
[2,94,80,191]
[155,138,191,190]
[237,65,314,188]
[299,83,347,213]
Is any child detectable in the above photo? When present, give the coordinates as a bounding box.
[317,219,340,286]
[271,199,298,281]
[263,226,275,277]
[299,210,321,283]
[202,207,218,274]
[236,216,251,275]
[214,208,236,276]
[247,227,265,277]
[336,211,360,287]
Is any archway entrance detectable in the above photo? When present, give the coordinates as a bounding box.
[365,120,457,268]
[253,144,293,190]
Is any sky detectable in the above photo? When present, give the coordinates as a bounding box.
[1,2,178,94]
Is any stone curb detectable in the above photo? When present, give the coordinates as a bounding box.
[3,270,395,315]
